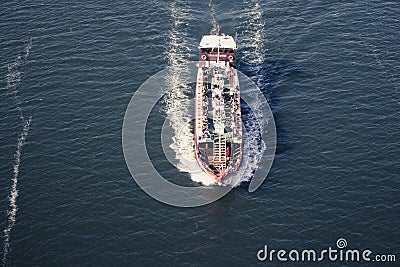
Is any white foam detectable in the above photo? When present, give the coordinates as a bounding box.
[2,117,31,265]
[2,40,32,266]
[24,38,32,60]
[165,1,214,185]
[209,0,219,35]
[233,0,267,184]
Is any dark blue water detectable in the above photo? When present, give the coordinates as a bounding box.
[1,0,399,265]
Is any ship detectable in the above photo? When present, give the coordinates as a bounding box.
[194,34,243,183]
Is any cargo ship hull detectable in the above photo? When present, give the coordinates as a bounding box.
[194,34,242,183]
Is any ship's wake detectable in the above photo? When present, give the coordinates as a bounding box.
[164,1,217,186]
[2,39,32,266]
[233,0,268,184]
[209,0,219,35]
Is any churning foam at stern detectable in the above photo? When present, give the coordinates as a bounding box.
[2,39,32,265]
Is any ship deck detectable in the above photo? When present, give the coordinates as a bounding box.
[194,61,242,181]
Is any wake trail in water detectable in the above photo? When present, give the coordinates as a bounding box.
[234,0,268,183]
[164,1,217,185]
[2,117,31,266]
[2,39,32,266]
[209,0,219,35]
